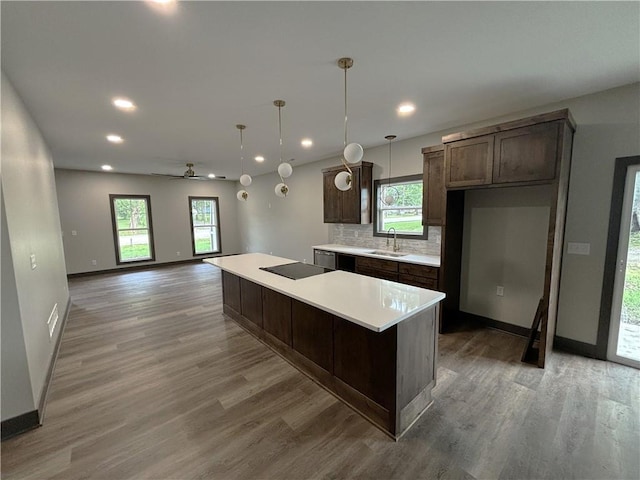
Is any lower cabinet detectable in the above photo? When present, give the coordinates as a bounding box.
[291,300,333,373]
[347,255,440,290]
[333,317,396,410]
[240,278,263,327]
[262,288,292,346]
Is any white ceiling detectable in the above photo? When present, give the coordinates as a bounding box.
[2,1,639,180]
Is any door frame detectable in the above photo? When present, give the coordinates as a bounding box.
[597,155,640,359]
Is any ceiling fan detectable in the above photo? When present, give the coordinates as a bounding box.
[153,163,226,180]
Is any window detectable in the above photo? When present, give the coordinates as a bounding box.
[109,195,155,264]
[373,174,426,239]
[189,196,221,255]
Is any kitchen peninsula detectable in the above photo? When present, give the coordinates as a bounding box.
[205,253,445,439]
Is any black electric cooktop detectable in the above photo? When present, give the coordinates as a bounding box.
[259,262,333,280]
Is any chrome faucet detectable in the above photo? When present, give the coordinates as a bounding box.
[386,227,399,252]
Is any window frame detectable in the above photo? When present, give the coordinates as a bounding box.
[372,174,427,240]
[188,196,222,256]
[109,194,156,265]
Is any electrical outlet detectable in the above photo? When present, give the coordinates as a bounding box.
[567,242,590,255]
[355,231,359,238]
[176,251,181,256]
[91,259,97,266]
[71,230,77,236]
[496,286,504,296]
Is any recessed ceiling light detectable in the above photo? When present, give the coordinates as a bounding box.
[301,138,313,148]
[397,103,416,115]
[106,134,124,144]
[208,173,216,179]
[112,97,136,112]
[146,0,178,13]
[254,156,265,163]
[101,165,113,171]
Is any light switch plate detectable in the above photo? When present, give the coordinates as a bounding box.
[567,242,590,255]
[30,254,37,270]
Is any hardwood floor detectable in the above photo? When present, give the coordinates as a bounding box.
[2,263,638,479]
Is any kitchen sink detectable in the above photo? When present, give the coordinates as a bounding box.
[370,250,407,258]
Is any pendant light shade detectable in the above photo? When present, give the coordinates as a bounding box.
[239,174,252,187]
[236,124,251,201]
[237,190,248,201]
[277,162,293,179]
[344,142,364,164]
[334,170,352,191]
[273,100,291,196]
[275,183,289,197]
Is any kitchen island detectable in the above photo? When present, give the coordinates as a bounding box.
[204,253,445,439]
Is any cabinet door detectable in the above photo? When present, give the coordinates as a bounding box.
[341,167,361,224]
[493,122,559,184]
[445,136,494,188]
[291,300,333,373]
[240,278,263,327]
[323,171,341,223]
[423,150,446,226]
[262,288,292,346]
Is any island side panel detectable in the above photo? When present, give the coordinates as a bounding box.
[333,317,397,411]
[222,271,241,314]
[395,305,437,436]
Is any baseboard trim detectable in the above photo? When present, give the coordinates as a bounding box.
[458,311,530,337]
[553,335,599,359]
[37,295,72,422]
[1,410,39,441]
[67,257,213,278]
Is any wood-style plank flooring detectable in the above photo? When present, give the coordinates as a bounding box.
[2,263,639,479]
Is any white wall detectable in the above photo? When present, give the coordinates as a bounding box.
[238,82,640,346]
[55,169,242,274]
[1,72,70,420]
[460,186,551,328]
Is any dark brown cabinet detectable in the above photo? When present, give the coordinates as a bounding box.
[422,145,446,226]
[443,116,564,190]
[493,122,559,184]
[322,162,373,224]
[291,300,334,373]
[240,278,263,327]
[355,256,399,282]
[444,136,494,188]
[439,109,576,368]
[262,288,292,346]
[222,271,241,314]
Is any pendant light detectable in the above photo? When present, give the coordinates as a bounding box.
[274,100,291,197]
[236,124,250,201]
[382,135,399,206]
[334,57,364,191]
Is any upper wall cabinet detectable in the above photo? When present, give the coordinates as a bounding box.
[421,145,446,226]
[442,110,571,189]
[322,162,373,224]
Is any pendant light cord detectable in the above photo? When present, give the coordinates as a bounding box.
[341,62,353,176]
[278,103,284,183]
[240,128,244,175]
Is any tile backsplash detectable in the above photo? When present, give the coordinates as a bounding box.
[329,224,441,256]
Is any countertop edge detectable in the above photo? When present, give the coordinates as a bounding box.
[312,244,440,268]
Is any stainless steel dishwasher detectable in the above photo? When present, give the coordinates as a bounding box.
[313,249,336,269]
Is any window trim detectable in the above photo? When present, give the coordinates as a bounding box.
[188,196,222,256]
[109,194,156,265]
[372,174,427,240]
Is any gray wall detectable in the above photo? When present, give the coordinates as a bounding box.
[1,72,69,420]
[55,169,242,274]
[239,82,640,346]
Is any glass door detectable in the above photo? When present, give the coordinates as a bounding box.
[608,165,640,368]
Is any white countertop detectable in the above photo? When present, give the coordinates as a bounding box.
[312,244,440,267]
[204,253,445,333]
